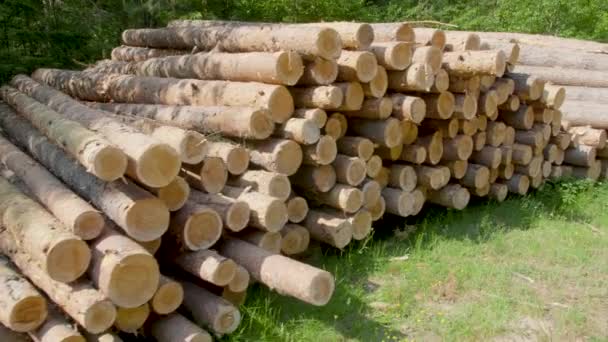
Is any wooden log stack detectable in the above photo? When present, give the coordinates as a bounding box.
[0,20,601,340]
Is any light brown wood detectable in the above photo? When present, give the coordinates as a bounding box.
[114,303,149,333]
[390,94,426,124]
[182,157,228,194]
[568,126,607,149]
[421,92,455,120]
[564,145,597,166]
[427,184,470,210]
[147,176,190,212]
[442,135,474,161]
[228,170,291,201]
[286,195,309,223]
[387,63,433,92]
[348,118,403,148]
[167,202,223,251]
[280,224,310,255]
[332,155,367,186]
[222,186,288,232]
[370,42,412,70]
[177,249,236,286]
[315,184,364,213]
[298,57,339,86]
[291,164,336,193]
[461,164,490,189]
[206,141,250,175]
[293,108,328,128]
[442,50,507,77]
[28,309,84,342]
[370,23,415,42]
[238,230,282,253]
[151,275,183,315]
[302,135,338,166]
[151,313,212,342]
[181,281,241,334]
[336,51,378,83]
[362,66,388,98]
[337,136,375,160]
[247,138,303,176]
[411,46,443,74]
[302,209,353,248]
[189,190,250,232]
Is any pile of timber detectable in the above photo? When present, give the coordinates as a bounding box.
[0,20,601,341]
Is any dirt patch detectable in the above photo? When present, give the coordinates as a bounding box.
[493,316,554,342]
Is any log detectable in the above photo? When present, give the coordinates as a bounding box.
[500,146,514,165]
[189,190,250,232]
[489,183,509,202]
[105,51,304,85]
[279,224,310,255]
[151,313,212,342]
[151,275,183,315]
[506,72,544,101]
[533,108,553,124]
[366,155,383,178]
[176,249,236,286]
[381,187,415,217]
[205,141,249,175]
[182,157,228,194]
[514,156,543,177]
[387,63,433,92]
[301,135,338,167]
[228,170,291,201]
[348,117,403,148]
[560,86,608,104]
[531,123,551,142]
[370,42,412,70]
[514,129,544,148]
[500,105,534,130]
[181,281,241,334]
[449,75,481,93]
[12,75,180,188]
[275,117,321,145]
[0,324,32,342]
[0,87,127,182]
[222,186,288,232]
[0,135,103,240]
[543,144,559,163]
[237,230,282,253]
[321,115,340,140]
[218,237,335,305]
[411,46,443,74]
[440,159,468,179]
[513,65,608,88]
[375,144,403,161]
[452,94,478,120]
[568,126,607,150]
[473,132,487,151]
[390,94,426,124]
[335,82,365,111]
[503,174,530,195]
[539,83,566,109]
[572,160,601,180]
[486,121,507,147]
[480,75,497,92]
[414,165,450,190]
[478,90,499,118]
[417,132,444,165]
[89,227,159,308]
[302,210,352,248]
[167,202,223,251]
[500,95,521,112]
[246,138,302,176]
[431,69,450,92]
[444,32,481,51]
[400,145,427,164]
[421,92,455,120]
[291,85,343,110]
[286,195,309,223]
[0,232,116,334]
[516,44,608,70]
[336,51,378,83]
[111,45,189,62]
[32,69,294,124]
[459,119,478,136]
[125,24,341,59]
[401,120,419,144]
[0,177,90,283]
[350,210,373,240]
[564,145,597,166]
[511,144,534,165]
[491,78,515,104]
[146,176,190,212]
[427,184,470,210]
[290,165,336,193]
[412,28,446,49]
[29,309,84,342]
[293,108,328,128]
[388,165,417,192]
[503,126,516,146]
[359,179,382,207]
[443,135,474,161]
[332,155,367,186]
[342,98,392,120]
[498,163,515,180]
[114,303,149,333]
[442,50,507,77]
[315,184,363,213]
[337,137,374,160]
[362,65,388,98]
[478,41,520,65]
[0,256,47,332]
[560,100,608,129]
[327,112,348,139]
[298,57,339,86]
[461,164,490,189]
[367,196,386,220]
[471,146,503,169]
[370,23,415,42]
[227,265,250,293]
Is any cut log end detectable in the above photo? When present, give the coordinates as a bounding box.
[224,201,250,232]
[368,196,386,221]
[179,131,208,165]
[277,51,305,86]
[273,140,304,175]
[9,295,47,332]
[125,198,170,241]
[355,52,379,83]
[355,24,375,50]
[345,158,367,186]
[184,208,223,250]
[316,28,342,60]
[340,82,365,111]
[157,176,190,211]
[384,118,404,148]
[47,237,91,283]
[250,109,275,140]
[287,196,309,223]
[91,145,128,182]
[211,303,241,334]
[255,231,282,253]
[268,86,295,123]
[494,51,508,77]
[136,143,181,188]
[152,281,184,315]
[200,157,229,194]
[280,224,310,255]
[307,271,335,306]
[225,147,250,175]
[114,303,149,333]
[73,210,105,241]
[366,155,383,178]
[351,210,372,240]
[84,301,117,334]
[312,135,338,165]
[437,92,456,119]
[107,253,159,308]
[228,266,250,293]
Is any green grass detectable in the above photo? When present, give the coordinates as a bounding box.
[225,179,608,341]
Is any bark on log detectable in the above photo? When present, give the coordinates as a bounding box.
[28,309,84,342]
[342,97,392,120]
[222,186,288,232]
[390,94,426,124]
[181,281,241,334]
[218,237,335,305]
[12,75,180,187]
[421,92,455,120]
[279,224,310,255]
[0,87,127,182]
[151,275,183,315]
[189,190,250,232]
[151,313,212,342]
[506,72,544,101]
[427,184,470,210]
[176,250,236,286]
[302,209,353,248]
[337,136,374,160]
[290,165,336,193]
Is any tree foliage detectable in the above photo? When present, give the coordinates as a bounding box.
[1,0,607,83]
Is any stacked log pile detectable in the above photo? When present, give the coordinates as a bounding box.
[0,20,600,340]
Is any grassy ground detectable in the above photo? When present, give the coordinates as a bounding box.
[225,179,608,341]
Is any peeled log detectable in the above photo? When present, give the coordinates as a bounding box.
[176,249,236,287]
[337,136,375,160]
[28,309,84,342]
[0,232,116,334]
[181,281,241,334]
[298,57,338,86]
[189,190,250,232]
[348,117,403,148]
[32,69,294,124]
[513,65,608,88]
[506,72,544,101]
[427,184,470,210]
[122,25,341,60]
[568,126,607,148]
[417,132,444,165]
[0,86,126,182]
[293,108,328,128]
[146,176,190,212]
[291,85,343,110]
[280,224,310,255]
[301,135,338,166]
[151,313,212,342]
[13,75,180,188]
[564,145,597,167]
[111,45,189,62]
[182,157,228,194]
[332,155,367,186]
[104,51,304,86]
[444,32,481,51]
[422,92,455,120]
[390,93,426,124]
[247,138,303,176]
[0,256,47,332]
[370,23,415,42]
[167,202,223,251]
[342,97,392,120]
[362,66,388,98]
[228,170,290,201]
[560,86,608,104]
[219,237,335,305]
[411,46,443,74]
[222,186,288,232]
[315,184,363,213]
[560,101,608,129]
[237,230,281,253]
[336,51,378,83]
[412,28,446,49]
[286,196,309,223]
[442,50,507,77]
[206,141,249,175]
[387,63,433,92]
[275,118,320,145]
[0,177,90,283]
[0,135,103,240]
